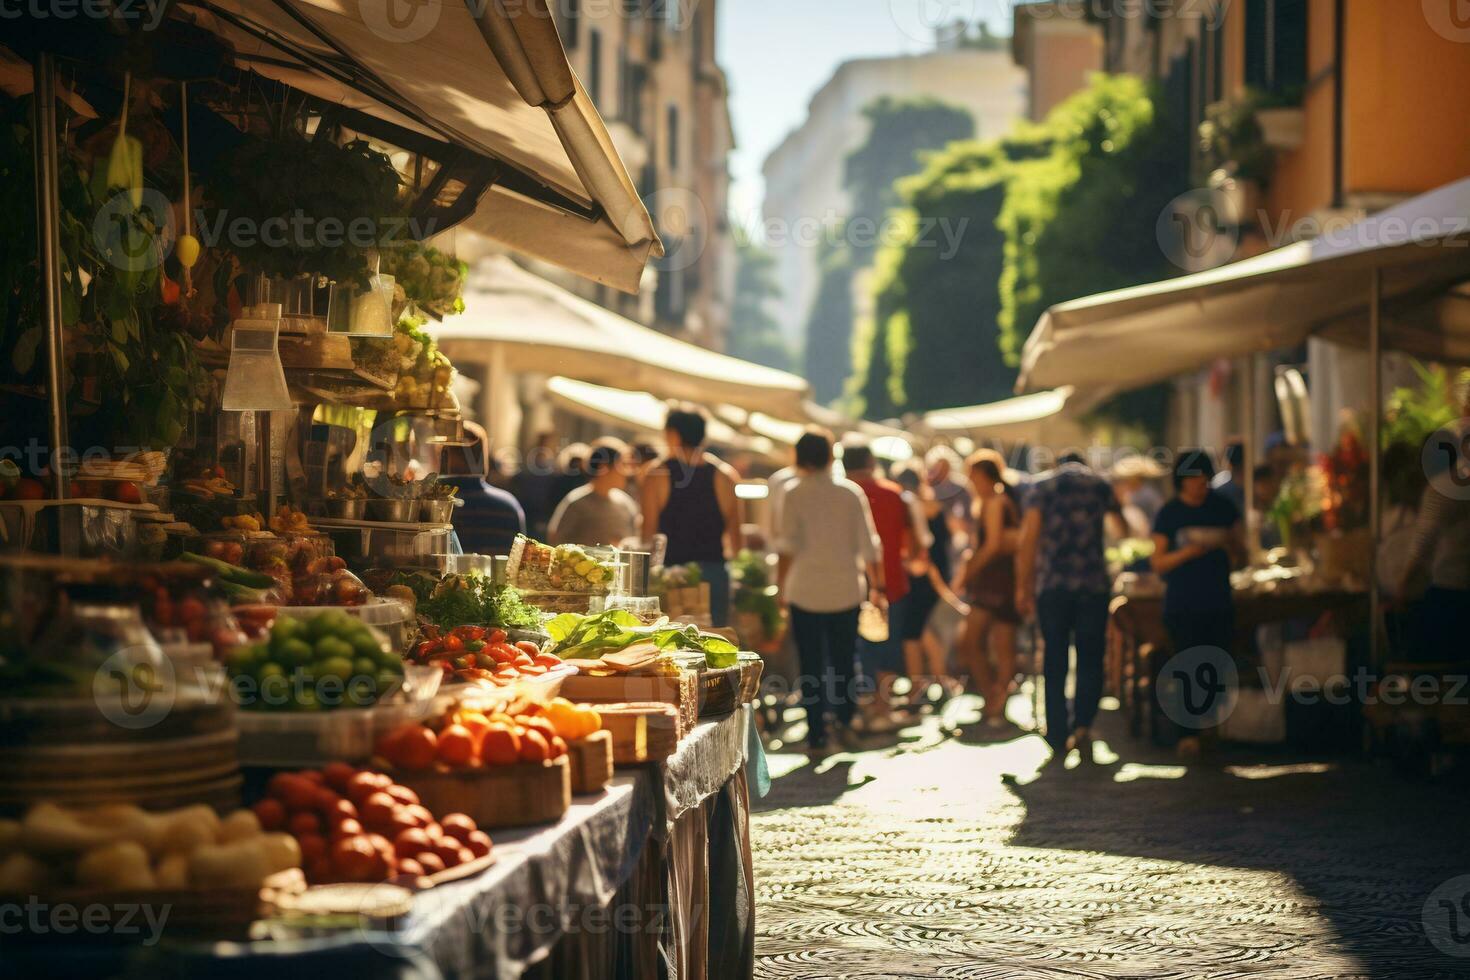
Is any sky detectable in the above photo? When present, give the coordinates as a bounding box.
[716,0,1013,223]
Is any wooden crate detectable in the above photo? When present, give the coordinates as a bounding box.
[558,670,699,737]
[593,703,680,765]
[567,731,614,794]
[391,757,570,829]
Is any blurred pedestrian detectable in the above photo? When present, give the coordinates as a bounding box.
[548,438,639,546]
[776,428,882,754]
[843,439,912,731]
[1151,449,1244,751]
[510,430,560,540]
[957,450,1020,730]
[1015,452,1123,768]
[439,421,526,555]
[642,405,742,626]
[893,463,966,704]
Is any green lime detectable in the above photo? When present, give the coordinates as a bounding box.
[256,661,286,682]
[271,616,302,643]
[294,687,321,711]
[318,656,355,683]
[350,631,384,660]
[224,644,258,674]
[374,670,402,694]
[277,638,315,669]
[352,656,378,679]
[375,645,404,670]
[313,635,353,662]
[310,611,352,640]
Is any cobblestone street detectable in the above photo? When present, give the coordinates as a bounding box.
[751,698,1470,980]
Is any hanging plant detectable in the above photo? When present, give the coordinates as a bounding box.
[379,242,467,319]
[205,126,406,289]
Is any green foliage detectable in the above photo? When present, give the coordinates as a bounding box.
[1384,360,1462,451]
[1197,88,1276,186]
[0,96,209,451]
[844,96,975,262]
[381,242,466,319]
[802,235,856,404]
[207,131,405,287]
[726,237,792,372]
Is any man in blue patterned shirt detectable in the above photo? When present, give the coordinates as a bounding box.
[1015,452,1123,768]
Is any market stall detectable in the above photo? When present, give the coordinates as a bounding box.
[0,9,761,977]
[1018,178,1470,752]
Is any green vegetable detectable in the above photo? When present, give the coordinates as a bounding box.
[416,573,542,630]
[180,552,275,589]
[545,610,739,668]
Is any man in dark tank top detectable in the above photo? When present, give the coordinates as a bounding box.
[641,405,742,626]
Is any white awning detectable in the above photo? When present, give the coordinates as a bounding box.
[182,0,660,291]
[923,387,1087,446]
[1018,178,1470,392]
[545,377,779,461]
[433,256,811,416]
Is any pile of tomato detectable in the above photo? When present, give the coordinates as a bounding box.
[409,626,564,685]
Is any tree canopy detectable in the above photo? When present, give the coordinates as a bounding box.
[726,236,793,373]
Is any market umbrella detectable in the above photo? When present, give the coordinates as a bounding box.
[433,256,811,417]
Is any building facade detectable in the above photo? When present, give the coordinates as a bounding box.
[760,47,1026,347]
[547,0,736,351]
[1011,2,1105,121]
[1043,0,1470,451]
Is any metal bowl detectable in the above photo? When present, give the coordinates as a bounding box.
[420,499,455,524]
[326,497,367,520]
[367,498,418,523]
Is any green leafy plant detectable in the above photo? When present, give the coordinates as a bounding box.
[1197,88,1278,187]
[207,129,404,288]
[544,609,739,667]
[380,242,466,320]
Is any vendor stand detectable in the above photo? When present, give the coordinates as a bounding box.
[1018,178,1470,756]
[0,7,762,978]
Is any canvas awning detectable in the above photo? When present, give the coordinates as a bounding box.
[180,0,661,292]
[433,256,811,416]
[922,387,1087,446]
[545,377,779,461]
[1017,178,1470,392]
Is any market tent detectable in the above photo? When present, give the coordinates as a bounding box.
[545,377,778,461]
[182,0,661,292]
[433,256,811,416]
[923,387,1087,446]
[1017,178,1470,392]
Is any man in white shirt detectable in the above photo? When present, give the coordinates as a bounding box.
[775,428,883,753]
[548,438,640,546]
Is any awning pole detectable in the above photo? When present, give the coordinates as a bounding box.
[1368,267,1383,669]
[32,53,69,499]
[1243,354,1258,556]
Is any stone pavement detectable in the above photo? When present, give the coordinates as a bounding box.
[750,697,1470,980]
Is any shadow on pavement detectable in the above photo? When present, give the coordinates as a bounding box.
[1004,712,1470,978]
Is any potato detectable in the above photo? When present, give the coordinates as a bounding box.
[77,841,156,891]
[218,809,263,844]
[0,852,49,892]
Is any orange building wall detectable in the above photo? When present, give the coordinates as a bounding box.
[1263,0,1339,221]
[1029,31,1103,122]
[1342,0,1470,197]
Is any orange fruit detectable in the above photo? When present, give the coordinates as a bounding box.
[518,728,550,763]
[480,725,521,766]
[384,725,437,771]
[436,724,476,767]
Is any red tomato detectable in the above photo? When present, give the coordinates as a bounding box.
[313,786,342,814]
[518,729,551,763]
[514,640,541,658]
[332,835,385,882]
[298,769,325,786]
[252,798,286,831]
[533,653,562,668]
[441,635,464,653]
[439,813,478,843]
[346,771,390,805]
[456,626,487,641]
[490,643,517,663]
[488,629,507,645]
[359,792,398,833]
[329,799,359,824]
[297,832,327,864]
[520,664,548,676]
[288,811,321,836]
[464,829,493,858]
[387,784,419,807]
[512,653,533,668]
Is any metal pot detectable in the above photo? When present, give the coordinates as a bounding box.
[326,497,367,520]
[420,499,455,524]
[368,498,418,523]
